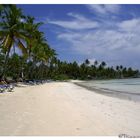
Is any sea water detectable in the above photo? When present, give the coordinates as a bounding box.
[76,78,140,101]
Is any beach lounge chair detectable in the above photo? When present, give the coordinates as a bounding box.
[0,85,6,93]
[0,79,15,93]
[7,84,14,92]
[3,80,15,92]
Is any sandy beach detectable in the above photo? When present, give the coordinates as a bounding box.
[0,81,140,136]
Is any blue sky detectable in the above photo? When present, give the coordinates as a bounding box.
[17,4,140,69]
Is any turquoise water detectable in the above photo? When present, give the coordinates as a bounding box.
[76,78,140,101]
[84,78,140,94]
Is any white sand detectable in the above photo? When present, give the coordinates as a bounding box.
[0,82,140,136]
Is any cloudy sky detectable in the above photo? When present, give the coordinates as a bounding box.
[18,4,140,69]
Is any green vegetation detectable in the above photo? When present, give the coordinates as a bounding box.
[0,5,139,81]
[0,5,56,81]
[47,59,139,80]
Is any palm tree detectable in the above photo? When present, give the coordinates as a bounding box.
[120,65,123,70]
[31,36,56,79]
[24,16,43,58]
[0,5,27,79]
[116,65,119,71]
[94,60,98,67]
[101,61,106,68]
[85,59,90,66]
[16,16,45,79]
[119,65,123,78]
[0,5,9,16]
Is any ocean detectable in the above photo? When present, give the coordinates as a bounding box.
[75,78,140,102]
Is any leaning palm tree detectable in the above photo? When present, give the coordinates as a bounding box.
[0,5,27,79]
[22,16,44,79]
[23,16,43,59]
[31,40,56,79]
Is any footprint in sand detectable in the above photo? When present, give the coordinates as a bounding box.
[76,128,80,131]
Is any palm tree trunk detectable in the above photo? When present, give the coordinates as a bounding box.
[30,58,37,79]
[1,47,10,79]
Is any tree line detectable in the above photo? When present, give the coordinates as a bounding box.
[0,5,139,81]
[47,59,139,80]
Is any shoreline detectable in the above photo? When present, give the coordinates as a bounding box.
[73,81,140,102]
[0,81,140,135]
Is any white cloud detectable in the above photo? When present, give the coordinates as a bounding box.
[118,18,140,32]
[87,4,121,15]
[58,30,135,55]
[47,7,140,68]
[56,18,140,68]
[67,12,86,20]
[48,13,99,30]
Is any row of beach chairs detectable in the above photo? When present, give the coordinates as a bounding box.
[24,79,52,85]
[0,83,15,93]
[0,79,52,93]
